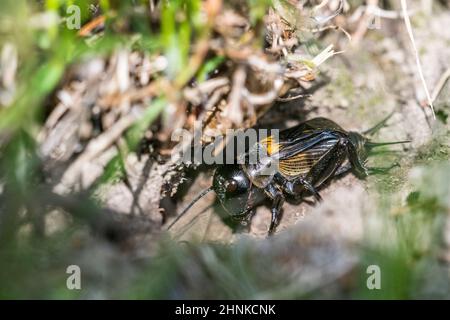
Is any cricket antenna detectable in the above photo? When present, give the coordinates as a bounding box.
[167,187,213,230]
[366,140,411,149]
[363,111,395,136]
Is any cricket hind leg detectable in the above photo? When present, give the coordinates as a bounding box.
[264,183,285,236]
[279,176,323,203]
[283,137,348,202]
[333,159,399,177]
[343,147,399,177]
[347,142,369,178]
[297,179,322,202]
[367,162,400,175]
[301,137,348,195]
[333,162,352,177]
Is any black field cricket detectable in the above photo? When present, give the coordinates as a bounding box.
[169,114,409,235]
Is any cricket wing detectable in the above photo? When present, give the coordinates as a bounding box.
[279,117,345,141]
[276,130,339,160]
[278,134,340,177]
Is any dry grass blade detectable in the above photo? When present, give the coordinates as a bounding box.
[401,0,435,118]
[431,68,450,103]
[55,114,138,194]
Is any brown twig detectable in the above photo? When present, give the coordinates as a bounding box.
[55,114,138,194]
[78,15,106,37]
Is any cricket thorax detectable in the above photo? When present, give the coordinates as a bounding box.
[240,141,279,188]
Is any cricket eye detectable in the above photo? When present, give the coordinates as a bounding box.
[224,179,238,193]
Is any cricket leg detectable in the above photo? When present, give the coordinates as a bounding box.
[298,138,347,201]
[280,177,323,204]
[347,143,369,178]
[264,183,285,236]
[367,162,400,175]
[333,162,352,177]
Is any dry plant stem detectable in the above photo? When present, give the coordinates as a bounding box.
[314,0,330,12]
[349,4,414,22]
[0,43,17,94]
[431,68,450,103]
[247,56,284,75]
[313,0,344,25]
[308,25,352,42]
[226,66,246,126]
[196,77,229,95]
[243,78,284,105]
[175,39,210,89]
[212,131,232,158]
[99,81,158,108]
[276,93,311,102]
[202,86,230,129]
[55,113,138,194]
[39,102,70,139]
[175,85,230,166]
[149,0,155,12]
[351,0,379,46]
[311,44,341,67]
[78,15,106,37]
[400,0,435,118]
[183,77,229,106]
